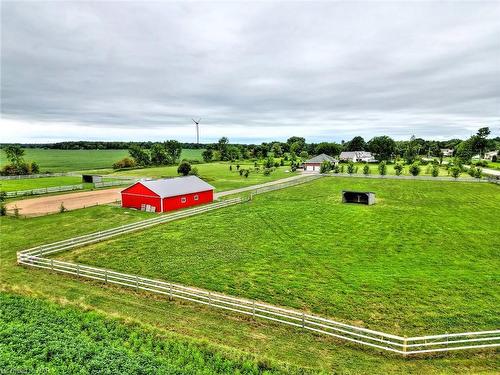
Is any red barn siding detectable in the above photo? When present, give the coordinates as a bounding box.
[163,190,213,211]
[121,182,213,213]
[121,182,162,212]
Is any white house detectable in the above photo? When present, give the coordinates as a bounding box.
[441,148,454,157]
[339,151,376,163]
[303,154,338,172]
[484,150,498,161]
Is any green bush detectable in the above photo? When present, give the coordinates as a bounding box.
[113,157,136,170]
[378,161,387,176]
[450,166,461,179]
[409,163,421,176]
[431,165,439,177]
[363,164,370,175]
[394,163,404,176]
[320,161,332,174]
[189,167,199,176]
[468,166,476,177]
[177,160,191,176]
[347,162,355,174]
[474,167,483,179]
[263,168,272,176]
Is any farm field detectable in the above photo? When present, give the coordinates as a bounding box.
[0,176,83,192]
[0,293,287,374]
[110,162,297,191]
[0,148,204,172]
[54,178,500,337]
[1,205,498,373]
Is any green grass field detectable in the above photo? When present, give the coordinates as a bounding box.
[0,176,83,192]
[0,148,204,172]
[0,293,288,374]
[111,162,297,192]
[1,202,498,373]
[53,178,500,336]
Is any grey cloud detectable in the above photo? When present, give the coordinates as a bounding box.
[1,1,500,143]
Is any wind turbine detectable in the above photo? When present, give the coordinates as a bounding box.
[192,118,201,144]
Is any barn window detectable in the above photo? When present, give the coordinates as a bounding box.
[181,197,187,203]
[194,195,199,201]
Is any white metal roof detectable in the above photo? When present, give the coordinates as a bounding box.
[137,176,214,198]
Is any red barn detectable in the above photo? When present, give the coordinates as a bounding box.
[121,176,214,213]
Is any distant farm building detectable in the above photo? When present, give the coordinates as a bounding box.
[484,150,498,161]
[121,176,214,212]
[440,148,454,157]
[303,154,338,172]
[339,151,376,163]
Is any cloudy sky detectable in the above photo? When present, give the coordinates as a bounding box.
[1,1,499,144]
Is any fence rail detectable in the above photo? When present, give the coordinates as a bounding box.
[16,177,500,356]
[94,180,135,188]
[320,172,499,183]
[0,172,72,180]
[251,175,323,196]
[5,184,84,197]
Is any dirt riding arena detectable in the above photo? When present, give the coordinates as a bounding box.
[6,188,123,216]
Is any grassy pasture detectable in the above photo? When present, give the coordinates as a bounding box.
[111,162,297,192]
[55,178,500,336]
[0,148,204,172]
[1,205,498,373]
[0,176,83,192]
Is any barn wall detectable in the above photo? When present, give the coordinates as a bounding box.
[121,182,162,212]
[162,190,213,212]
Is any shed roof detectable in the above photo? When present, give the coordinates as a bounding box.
[304,153,338,164]
[132,176,214,198]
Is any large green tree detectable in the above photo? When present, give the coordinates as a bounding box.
[345,136,366,151]
[164,140,182,164]
[3,145,25,166]
[367,136,396,161]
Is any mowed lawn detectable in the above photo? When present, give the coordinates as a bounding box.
[0,176,83,192]
[111,162,297,192]
[55,178,500,336]
[0,148,204,172]
[2,205,498,373]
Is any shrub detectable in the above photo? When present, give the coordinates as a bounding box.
[236,164,240,170]
[254,161,258,167]
[202,149,213,162]
[59,203,67,213]
[263,157,274,168]
[273,161,280,168]
[188,167,199,176]
[467,166,476,177]
[320,161,332,174]
[332,165,340,174]
[492,155,497,162]
[113,157,136,170]
[0,204,5,216]
[177,160,191,176]
[431,165,439,177]
[474,167,483,179]
[244,169,250,178]
[394,163,404,176]
[450,166,461,179]
[409,163,421,176]
[347,162,355,174]
[378,161,387,176]
[229,165,232,171]
[363,164,370,175]
[263,168,272,176]
[239,169,244,176]
[340,164,345,173]
[280,159,284,166]
[31,161,40,174]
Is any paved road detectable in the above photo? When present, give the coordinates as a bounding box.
[7,174,311,216]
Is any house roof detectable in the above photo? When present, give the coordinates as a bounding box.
[304,153,338,164]
[135,176,214,198]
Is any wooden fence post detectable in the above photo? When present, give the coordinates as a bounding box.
[252,301,256,318]
[301,312,305,328]
[135,276,139,291]
[77,264,80,277]
[51,259,54,271]
[105,270,108,283]
[403,336,407,356]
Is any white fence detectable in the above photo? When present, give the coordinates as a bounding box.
[321,172,499,183]
[5,184,84,197]
[0,172,71,180]
[15,180,500,356]
[94,180,135,188]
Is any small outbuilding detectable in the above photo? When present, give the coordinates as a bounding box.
[303,154,338,172]
[82,174,103,183]
[121,176,214,213]
[342,191,376,205]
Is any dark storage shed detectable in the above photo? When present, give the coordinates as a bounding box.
[82,175,103,183]
[342,191,375,205]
